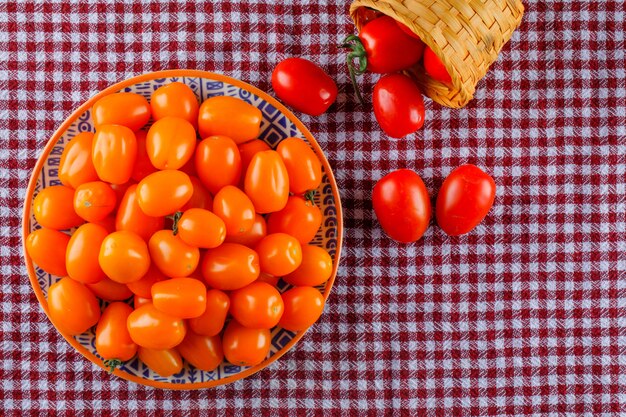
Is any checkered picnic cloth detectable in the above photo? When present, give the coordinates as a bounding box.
[1,0,625,415]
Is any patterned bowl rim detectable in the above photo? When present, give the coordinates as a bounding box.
[21,69,344,390]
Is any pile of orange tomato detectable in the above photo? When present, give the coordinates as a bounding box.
[25,82,333,376]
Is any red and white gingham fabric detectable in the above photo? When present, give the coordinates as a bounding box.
[1,1,625,415]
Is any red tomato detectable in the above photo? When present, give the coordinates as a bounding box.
[212,186,255,237]
[276,137,322,194]
[138,347,183,377]
[423,46,452,84]
[372,169,431,243]
[195,136,241,194]
[146,116,196,170]
[25,228,70,277]
[198,96,262,144]
[115,184,165,242]
[255,233,302,276]
[127,304,186,350]
[99,231,151,284]
[96,302,137,368]
[131,130,158,182]
[149,230,200,278]
[436,164,496,236]
[373,73,425,139]
[230,282,284,329]
[181,176,213,211]
[136,170,193,217]
[284,245,333,287]
[92,125,137,185]
[177,208,226,249]
[271,58,338,116]
[177,331,223,371]
[222,320,271,367]
[244,150,289,214]
[238,139,270,186]
[58,132,99,189]
[66,223,108,284]
[126,263,167,298]
[86,277,133,301]
[396,21,422,39]
[152,278,207,319]
[33,185,84,230]
[73,181,117,223]
[47,277,100,335]
[266,196,322,244]
[279,286,325,332]
[151,82,199,128]
[92,92,151,131]
[356,6,382,25]
[133,295,152,308]
[188,289,230,336]
[201,243,259,290]
[225,213,267,247]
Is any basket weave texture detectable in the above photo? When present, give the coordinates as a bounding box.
[349,0,524,108]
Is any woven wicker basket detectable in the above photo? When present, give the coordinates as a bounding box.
[349,0,524,108]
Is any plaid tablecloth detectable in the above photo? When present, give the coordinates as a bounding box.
[1,1,625,415]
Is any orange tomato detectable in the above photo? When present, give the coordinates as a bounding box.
[25,228,70,276]
[92,125,137,185]
[279,286,325,331]
[133,295,152,308]
[198,95,262,144]
[179,154,198,177]
[86,277,133,301]
[149,230,200,278]
[92,92,151,131]
[151,82,199,128]
[225,213,267,247]
[181,176,213,211]
[188,289,230,336]
[276,137,322,194]
[136,170,193,217]
[33,185,84,230]
[126,263,168,298]
[256,272,279,287]
[110,181,135,210]
[47,277,100,335]
[115,184,164,242]
[98,231,151,284]
[177,208,226,249]
[96,302,137,367]
[244,150,289,213]
[58,132,99,189]
[146,116,196,170]
[266,196,322,244]
[138,347,183,377]
[284,245,333,287]
[222,320,270,367]
[195,136,241,194]
[230,282,284,329]
[92,214,117,234]
[66,223,108,284]
[177,331,223,371]
[212,185,255,237]
[255,233,302,276]
[152,277,207,319]
[131,130,158,182]
[73,181,117,222]
[238,139,270,185]
[201,243,259,290]
[127,304,186,350]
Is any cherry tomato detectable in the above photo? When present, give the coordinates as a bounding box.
[244,150,289,214]
[149,230,200,278]
[127,304,186,350]
[99,231,151,283]
[176,331,223,371]
[222,320,271,367]
[181,176,213,211]
[212,186,255,237]
[146,116,196,170]
[136,170,193,217]
[284,245,332,287]
[151,82,199,128]
[73,181,117,223]
[201,243,259,290]
[225,213,267,247]
[66,223,108,284]
[86,277,133,301]
[33,185,84,230]
[423,46,452,84]
[152,277,207,319]
[266,196,322,244]
[255,233,302,276]
[126,263,167,298]
[25,228,70,276]
[92,125,137,185]
[195,136,241,194]
[279,286,325,332]
[92,92,151,131]
[272,58,338,116]
[188,289,230,336]
[96,302,137,368]
[256,272,279,287]
[198,95,262,144]
[373,73,425,139]
[115,184,164,242]
[230,282,284,329]
[47,277,100,335]
[58,132,99,189]
[177,208,226,249]
[133,295,152,308]
[436,164,496,236]
[131,130,158,182]
[276,137,322,194]
[238,139,270,186]
[373,169,431,243]
[138,347,183,377]
[396,20,422,40]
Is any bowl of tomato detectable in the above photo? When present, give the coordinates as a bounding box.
[22,69,343,389]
